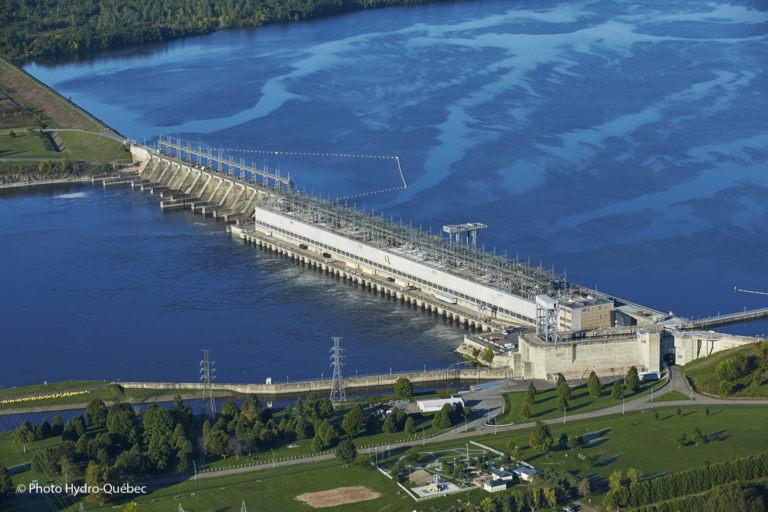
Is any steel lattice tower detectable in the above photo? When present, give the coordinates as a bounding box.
[199,349,216,417]
[329,337,346,405]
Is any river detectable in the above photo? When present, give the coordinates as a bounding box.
[4,0,767,388]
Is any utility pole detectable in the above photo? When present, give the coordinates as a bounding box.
[329,337,346,405]
[200,349,216,418]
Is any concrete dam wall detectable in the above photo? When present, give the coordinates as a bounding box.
[118,368,512,398]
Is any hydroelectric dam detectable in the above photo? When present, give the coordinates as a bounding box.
[115,138,767,380]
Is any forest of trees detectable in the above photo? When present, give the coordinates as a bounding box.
[0,0,451,62]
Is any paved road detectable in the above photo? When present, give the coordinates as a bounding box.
[145,370,767,487]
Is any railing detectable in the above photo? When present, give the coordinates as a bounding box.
[681,306,768,328]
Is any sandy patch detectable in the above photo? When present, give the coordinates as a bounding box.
[295,486,381,508]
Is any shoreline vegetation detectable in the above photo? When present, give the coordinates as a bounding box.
[2,0,455,64]
[0,175,89,190]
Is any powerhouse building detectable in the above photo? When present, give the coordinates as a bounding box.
[247,192,569,327]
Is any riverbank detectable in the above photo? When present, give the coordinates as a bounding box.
[2,0,454,63]
[0,175,90,190]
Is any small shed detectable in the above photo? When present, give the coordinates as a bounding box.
[514,466,543,482]
[491,469,516,481]
[483,479,508,492]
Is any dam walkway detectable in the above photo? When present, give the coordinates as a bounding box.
[118,367,513,400]
[681,307,768,330]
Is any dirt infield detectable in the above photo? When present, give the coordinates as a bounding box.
[295,486,381,508]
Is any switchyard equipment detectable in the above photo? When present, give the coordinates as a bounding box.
[442,223,487,247]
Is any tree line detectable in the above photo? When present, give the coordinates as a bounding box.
[1,0,454,62]
[630,481,767,512]
[604,451,768,509]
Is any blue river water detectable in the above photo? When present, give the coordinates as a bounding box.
[4,0,768,388]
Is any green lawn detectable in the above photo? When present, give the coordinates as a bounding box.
[650,391,692,402]
[0,132,58,158]
[496,379,667,425]
[58,131,131,162]
[0,432,63,470]
[481,405,768,483]
[0,381,105,397]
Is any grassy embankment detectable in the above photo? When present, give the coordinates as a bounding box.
[683,342,768,398]
[496,378,668,425]
[0,381,209,413]
[0,56,131,179]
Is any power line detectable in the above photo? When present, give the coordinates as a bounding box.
[329,337,346,406]
[199,349,216,418]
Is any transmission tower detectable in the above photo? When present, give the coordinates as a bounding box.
[240,501,248,512]
[329,337,346,405]
[199,349,216,417]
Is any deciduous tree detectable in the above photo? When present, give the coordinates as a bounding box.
[529,421,552,453]
[341,404,365,437]
[394,378,412,399]
[336,439,357,465]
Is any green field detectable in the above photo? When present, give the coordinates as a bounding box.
[6,460,482,512]
[58,131,131,162]
[496,378,667,425]
[650,391,692,402]
[482,405,768,482]
[0,132,58,159]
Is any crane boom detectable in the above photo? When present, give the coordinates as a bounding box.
[734,287,768,296]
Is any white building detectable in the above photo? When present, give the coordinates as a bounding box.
[491,469,516,481]
[416,396,465,413]
[483,479,508,492]
[514,466,543,482]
